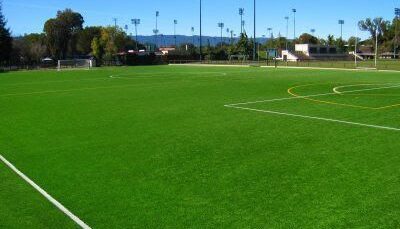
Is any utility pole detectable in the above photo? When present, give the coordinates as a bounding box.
[174,19,178,47]
[292,9,297,39]
[253,0,256,61]
[239,8,244,34]
[112,18,117,28]
[132,19,141,51]
[285,16,289,50]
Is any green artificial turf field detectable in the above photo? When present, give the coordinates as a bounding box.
[1,65,400,228]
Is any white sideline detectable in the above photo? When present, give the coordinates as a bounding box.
[261,65,400,73]
[225,105,400,132]
[227,84,400,106]
[169,63,251,68]
[0,154,91,229]
[332,83,396,94]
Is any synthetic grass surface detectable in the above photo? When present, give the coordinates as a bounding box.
[1,65,400,228]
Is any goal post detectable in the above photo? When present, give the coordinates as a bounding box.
[57,59,93,71]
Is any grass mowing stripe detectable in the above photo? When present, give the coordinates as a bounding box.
[0,154,91,229]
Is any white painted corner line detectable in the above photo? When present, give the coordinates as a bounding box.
[0,154,91,229]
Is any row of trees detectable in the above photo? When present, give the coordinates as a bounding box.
[1,6,143,66]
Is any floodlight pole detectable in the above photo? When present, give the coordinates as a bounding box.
[239,8,244,34]
[132,19,141,51]
[191,27,195,45]
[218,23,224,48]
[292,9,296,40]
[267,28,272,39]
[200,0,202,61]
[394,8,400,59]
[253,0,256,61]
[285,16,289,50]
[155,11,159,48]
[338,20,344,40]
[355,23,358,68]
[375,29,378,68]
[174,20,178,47]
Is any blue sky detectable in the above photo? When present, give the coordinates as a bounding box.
[2,0,399,39]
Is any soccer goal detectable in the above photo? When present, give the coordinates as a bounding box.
[57,59,94,71]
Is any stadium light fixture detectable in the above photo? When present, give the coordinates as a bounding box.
[292,9,297,39]
[310,29,316,36]
[131,19,141,51]
[338,20,345,39]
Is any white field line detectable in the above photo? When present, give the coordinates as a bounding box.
[225,105,400,132]
[261,65,400,73]
[0,154,91,229]
[169,63,251,68]
[332,83,397,94]
[227,84,400,106]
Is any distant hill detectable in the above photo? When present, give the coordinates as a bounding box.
[132,35,269,47]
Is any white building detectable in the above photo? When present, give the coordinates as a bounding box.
[282,44,350,62]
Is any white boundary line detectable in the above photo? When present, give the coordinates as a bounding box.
[0,154,91,229]
[169,63,251,68]
[261,65,400,73]
[332,83,397,94]
[225,84,400,132]
[225,105,400,132]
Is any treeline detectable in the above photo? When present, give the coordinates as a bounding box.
[1,6,143,67]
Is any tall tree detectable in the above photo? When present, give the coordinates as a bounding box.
[358,18,389,45]
[13,33,47,64]
[44,9,84,59]
[327,35,335,45]
[77,26,102,55]
[297,33,318,44]
[0,1,12,65]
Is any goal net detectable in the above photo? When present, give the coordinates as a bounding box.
[57,59,93,71]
